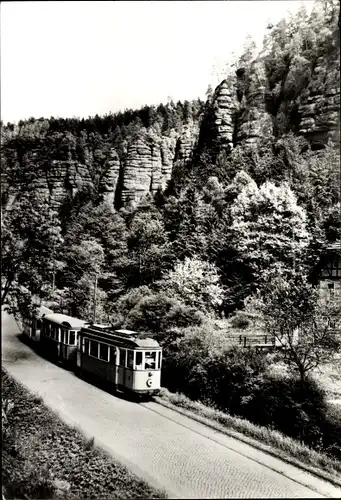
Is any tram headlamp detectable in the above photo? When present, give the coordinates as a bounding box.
[146,379,152,387]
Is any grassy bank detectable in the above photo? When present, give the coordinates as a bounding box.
[2,367,166,500]
[156,387,341,484]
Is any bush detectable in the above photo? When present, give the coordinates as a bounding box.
[204,346,268,413]
[161,327,210,399]
[124,292,204,338]
[230,311,252,329]
[322,405,341,460]
[245,375,328,447]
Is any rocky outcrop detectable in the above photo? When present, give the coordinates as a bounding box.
[121,132,178,205]
[1,159,94,211]
[173,120,200,167]
[199,80,236,151]
[212,80,235,148]
[298,53,340,149]
[234,61,273,146]
[99,149,120,206]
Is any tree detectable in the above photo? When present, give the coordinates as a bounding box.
[124,207,173,287]
[230,180,311,290]
[1,193,63,319]
[159,256,225,316]
[249,274,341,382]
[59,238,106,319]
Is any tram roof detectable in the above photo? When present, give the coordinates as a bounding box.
[80,324,161,349]
[43,313,87,329]
[37,305,54,318]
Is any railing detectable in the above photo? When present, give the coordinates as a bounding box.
[238,334,276,349]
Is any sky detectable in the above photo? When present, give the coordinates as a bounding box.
[1,0,314,124]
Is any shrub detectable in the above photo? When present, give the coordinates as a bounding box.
[124,292,204,338]
[322,405,341,460]
[230,311,252,329]
[245,375,328,446]
[161,327,210,399]
[204,346,268,413]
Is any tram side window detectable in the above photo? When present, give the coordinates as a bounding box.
[69,330,76,345]
[99,343,109,362]
[84,338,89,354]
[127,350,134,368]
[135,352,143,369]
[144,351,156,370]
[119,349,126,366]
[109,347,116,364]
[61,329,65,344]
[90,340,99,358]
[157,351,162,369]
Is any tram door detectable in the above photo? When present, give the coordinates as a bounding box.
[116,348,126,387]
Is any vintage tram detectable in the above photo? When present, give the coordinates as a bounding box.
[40,313,88,365]
[77,324,162,397]
[22,305,53,344]
[25,309,162,398]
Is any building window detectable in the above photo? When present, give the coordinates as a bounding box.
[90,340,99,358]
[99,343,109,362]
[328,283,335,297]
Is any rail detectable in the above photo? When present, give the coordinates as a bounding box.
[238,334,277,349]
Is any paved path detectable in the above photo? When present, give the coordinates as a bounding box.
[2,311,341,499]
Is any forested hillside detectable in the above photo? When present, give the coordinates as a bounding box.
[2,0,341,461]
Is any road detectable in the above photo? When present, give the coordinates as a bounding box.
[2,311,341,499]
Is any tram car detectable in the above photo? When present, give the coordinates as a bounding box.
[40,313,89,365]
[77,324,162,397]
[22,305,53,344]
[26,308,163,398]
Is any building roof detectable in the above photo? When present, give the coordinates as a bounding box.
[43,313,87,329]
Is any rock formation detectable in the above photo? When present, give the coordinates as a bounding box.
[120,131,178,205]
[234,60,274,146]
[298,53,340,149]
[99,149,121,206]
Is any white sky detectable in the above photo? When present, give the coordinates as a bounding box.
[1,1,314,124]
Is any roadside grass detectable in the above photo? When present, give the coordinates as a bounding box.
[2,367,166,500]
[156,387,341,482]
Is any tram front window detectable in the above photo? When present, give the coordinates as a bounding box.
[144,351,156,370]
